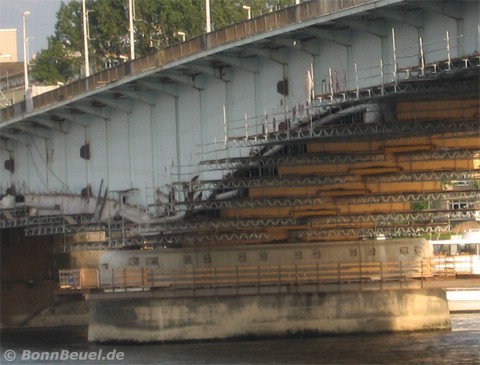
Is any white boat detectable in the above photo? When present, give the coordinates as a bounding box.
[446,288,480,312]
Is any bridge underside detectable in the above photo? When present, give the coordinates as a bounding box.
[0,0,479,250]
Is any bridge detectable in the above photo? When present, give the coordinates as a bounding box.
[0,0,479,250]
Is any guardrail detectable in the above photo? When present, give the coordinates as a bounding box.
[1,0,375,123]
[60,259,431,293]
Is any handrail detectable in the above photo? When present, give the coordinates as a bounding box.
[1,0,376,123]
[60,259,432,292]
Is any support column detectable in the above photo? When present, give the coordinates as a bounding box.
[149,105,156,196]
[174,95,181,190]
[104,118,110,189]
[127,112,133,188]
[83,126,90,191]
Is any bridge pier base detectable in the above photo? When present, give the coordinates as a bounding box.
[88,288,451,343]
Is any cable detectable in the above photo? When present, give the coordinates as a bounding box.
[28,134,71,193]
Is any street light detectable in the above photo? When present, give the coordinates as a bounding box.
[128,0,135,60]
[22,10,30,93]
[26,37,34,63]
[205,0,211,33]
[82,0,90,77]
[176,31,186,42]
[242,5,251,20]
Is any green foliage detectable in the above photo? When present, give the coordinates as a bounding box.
[30,37,81,84]
[134,0,204,51]
[411,200,432,211]
[212,0,292,29]
[31,1,84,83]
[31,0,296,84]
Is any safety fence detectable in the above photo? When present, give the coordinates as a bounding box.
[60,259,431,293]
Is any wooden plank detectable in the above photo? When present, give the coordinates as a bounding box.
[384,144,434,153]
[336,201,411,215]
[350,166,401,175]
[397,99,479,121]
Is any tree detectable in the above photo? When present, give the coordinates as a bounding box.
[134,0,204,52]
[30,37,82,84]
[31,0,296,84]
[210,0,295,30]
[30,1,83,83]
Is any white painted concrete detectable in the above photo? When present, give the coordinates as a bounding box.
[1,1,478,208]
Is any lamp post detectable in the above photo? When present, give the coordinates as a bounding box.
[242,5,251,20]
[177,31,186,42]
[205,0,211,33]
[22,10,30,93]
[128,0,135,60]
[82,0,90,77]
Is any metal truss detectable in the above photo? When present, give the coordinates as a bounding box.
[199,149,480,172]
[1,213,94,230]
[184,116,480,191]
[164,173,480,219]
[309,210,479,226]
[335,190,480,204]
[62,235,164,251]
[176,170,478,193]
[172,190,480,214]
[129,210,478,239]
[364,171,479,183]
[3,64,478,251]
[158,232,270,245]
[64,225,456,251]
[132,217,299,235]
[186,175,352,191]
[54,208,479,251]
[64,242,112,252]
[293,225,452,241]
[26,189,473,235]
[221,62,479,148]
[94,208,479,246]
[230,118,480,149]
[346,72,479,103]
[338,57,480,105]
[23,221,127,236]
[63,231,271,251]
[3,188,478,240]
[173,196,322,212]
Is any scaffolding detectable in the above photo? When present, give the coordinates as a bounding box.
[1,58,479,250]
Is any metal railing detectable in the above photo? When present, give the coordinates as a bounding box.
[1,0,375,123]
[60,259,431,294]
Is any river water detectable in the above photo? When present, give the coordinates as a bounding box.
[1,313,479,365]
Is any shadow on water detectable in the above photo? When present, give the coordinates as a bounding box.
[1,314,479,365]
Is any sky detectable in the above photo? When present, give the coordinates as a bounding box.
[0,0,64,61]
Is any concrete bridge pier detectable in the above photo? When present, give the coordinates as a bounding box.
[88,288,451,343]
